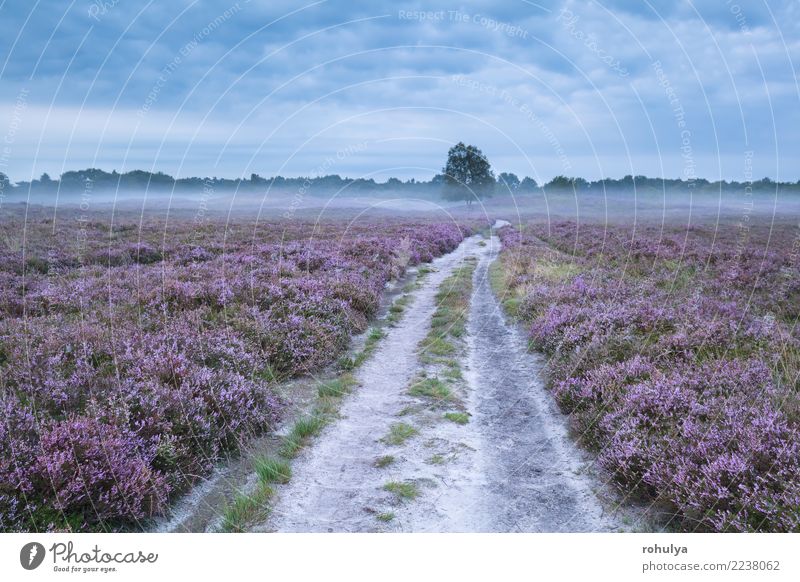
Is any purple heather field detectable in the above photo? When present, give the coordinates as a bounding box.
[0,205,470,531]
[497,220,800,531]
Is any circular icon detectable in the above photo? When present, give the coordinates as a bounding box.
[20,542,46,570]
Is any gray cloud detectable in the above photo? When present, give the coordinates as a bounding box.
[0,0,797,182]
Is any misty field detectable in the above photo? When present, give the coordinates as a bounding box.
[495,221,800,531]
[0,206,468,531]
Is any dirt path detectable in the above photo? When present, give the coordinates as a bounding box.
[462,230,621,532]
[259,224,626,532]
[259,233,487,532]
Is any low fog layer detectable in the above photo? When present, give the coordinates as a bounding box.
[3,186,797,226]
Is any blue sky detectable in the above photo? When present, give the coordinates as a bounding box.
[0,0,798,183]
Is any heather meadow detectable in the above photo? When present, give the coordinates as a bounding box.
[494,220,800,531]
[0,205,469,531]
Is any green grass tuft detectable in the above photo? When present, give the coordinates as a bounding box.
[280,415,325,458]
[387,295,412,324]
[367,327,385,342]
[383,481,419,500]
[294,415,324,438]
[337,356,355,371]
[349,327,386,367]
[419,335,456,357]
[220,483,274,532]
[418,260,476,356]
[442,361,463,381]
[443,412,470,425]
[253,456,292,484]
[318,373,356,397]
[374,455,395,468]
[397,405,418,416]
[488,258,520,316]
[382,422,418,445]
[408,377,454,403]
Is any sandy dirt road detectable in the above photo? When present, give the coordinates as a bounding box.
[260,224,625,532]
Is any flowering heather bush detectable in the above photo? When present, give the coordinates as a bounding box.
[498,220,800,531]
[0,207,469,531]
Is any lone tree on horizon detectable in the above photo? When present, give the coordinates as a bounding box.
[441,142,495,205]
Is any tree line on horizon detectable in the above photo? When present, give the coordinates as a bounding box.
[439,142,800,203]
[2,146,798,201]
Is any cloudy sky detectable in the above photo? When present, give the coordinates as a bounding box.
[0,0,798,183]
